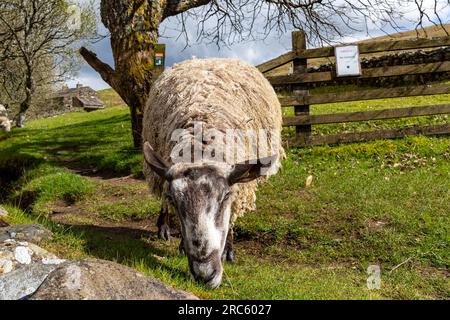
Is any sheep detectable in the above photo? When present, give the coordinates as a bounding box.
[0,104,7,117]
[142,58,284,288]
[0,104,11,132]
[0,116,11,133]
[0,105,11,133]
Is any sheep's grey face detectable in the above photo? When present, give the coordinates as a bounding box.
[143,141,270,289]
[167,165,233,289]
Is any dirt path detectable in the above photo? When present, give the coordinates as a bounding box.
[46,169,263,260]
[48,171,162,234]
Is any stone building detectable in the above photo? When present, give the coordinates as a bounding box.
[51,83,105,112]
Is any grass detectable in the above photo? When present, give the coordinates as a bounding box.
[90,198,161,222]
[0,88,448,299]
[281,82,450,138]
[0,100,143,181]
[14,165,94,203]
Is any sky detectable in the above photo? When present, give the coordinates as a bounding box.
[68,0,450,91]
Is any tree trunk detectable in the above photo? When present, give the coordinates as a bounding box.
[81,0,165,148]
[130,104,144,148]
[15,69,34,128]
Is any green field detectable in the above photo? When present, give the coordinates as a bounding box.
[0,88,448,299]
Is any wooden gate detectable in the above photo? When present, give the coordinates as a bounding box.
[257,31,450,147]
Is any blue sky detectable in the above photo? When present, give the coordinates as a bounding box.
[68,1,450,90]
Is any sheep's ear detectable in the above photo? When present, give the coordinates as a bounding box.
[143,142,171,179]
[228,155,277,185]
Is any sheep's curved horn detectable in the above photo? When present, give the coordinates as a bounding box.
[228,154,277,184]
[143,142,171,179]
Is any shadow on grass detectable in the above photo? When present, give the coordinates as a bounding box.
[0,153,44,201]
[60,223,191,283]
[1,114,142,184]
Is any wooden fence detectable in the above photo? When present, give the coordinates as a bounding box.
[257,31,450,147]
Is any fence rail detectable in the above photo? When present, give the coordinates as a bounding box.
[267,61,450,86]
[258,35,450,73]
[283,104,450,126]
[278,84,450,106]
[257,31,450,147]
[291,124,450,147]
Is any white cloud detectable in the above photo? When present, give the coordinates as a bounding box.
[67,72,110,90]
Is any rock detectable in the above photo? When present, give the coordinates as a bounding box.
[0,224,53,243]
[0,240,65,300]
[30,259,199,300]
[14,246,32,265]
[0,239,64,275]
[0,259,13,273]
[27,243,65,265]
[0,206,8,217]
[0,263,59,300]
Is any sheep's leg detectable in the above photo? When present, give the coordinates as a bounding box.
[157,196,170,240]
[222,228,235,262]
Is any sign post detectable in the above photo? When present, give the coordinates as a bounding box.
[154,44,166,78]
[291,30,311,145]
[335,45,361,77]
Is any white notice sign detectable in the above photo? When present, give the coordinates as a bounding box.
[335,45,361,77]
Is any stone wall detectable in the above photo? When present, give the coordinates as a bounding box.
[306,47,450,88]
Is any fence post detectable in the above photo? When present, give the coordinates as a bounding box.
[292,30,311,145]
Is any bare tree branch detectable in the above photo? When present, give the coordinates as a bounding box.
[79,46,119,89]
[163,0,212,19]
[0,0,97,126]
[161,0,449,48]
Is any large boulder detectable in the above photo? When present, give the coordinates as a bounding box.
[0,263,59,300]
[30,259,199,300]
[0,239,65,300]
[0,224,53,243]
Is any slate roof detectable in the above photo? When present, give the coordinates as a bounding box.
[53,85,105,109]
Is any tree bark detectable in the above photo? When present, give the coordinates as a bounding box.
[81,0,166,148]
[81,0,213,147]
[15,68,34,128]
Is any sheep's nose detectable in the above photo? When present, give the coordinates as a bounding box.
[190,259,223,289]
[192,260,216,280]
[205,272,222,289]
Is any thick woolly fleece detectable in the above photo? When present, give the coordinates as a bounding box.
[0,116,10,132]
[142,58,285,224]
[0,105,7,117]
